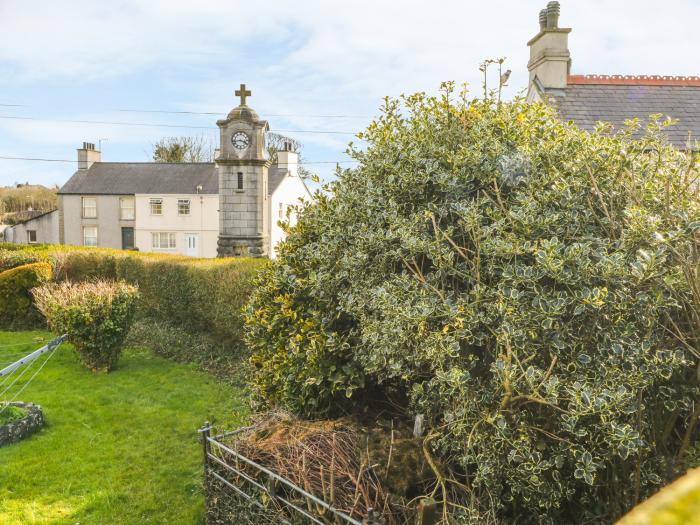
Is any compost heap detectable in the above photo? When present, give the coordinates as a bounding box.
[220,411,434,524]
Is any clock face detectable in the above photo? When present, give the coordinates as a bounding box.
[231,131,250,150]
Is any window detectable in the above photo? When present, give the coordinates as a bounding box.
[82,197,97,218]
[278,202,285,219]
[237,172,244,190]
[120,197,135,220]
[27,230,37,244]
[151,232,176,250]
[150,198,163,215]
[83,226,98,247]
[178,199,191,215]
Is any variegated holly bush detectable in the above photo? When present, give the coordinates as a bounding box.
[244,83,700,524]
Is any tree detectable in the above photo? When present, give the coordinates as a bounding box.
[244,83,700,523]
[151,136,214,162]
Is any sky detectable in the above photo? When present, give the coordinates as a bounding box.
[0,0,699,188]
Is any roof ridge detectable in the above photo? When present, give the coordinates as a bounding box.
[568,74,700,86]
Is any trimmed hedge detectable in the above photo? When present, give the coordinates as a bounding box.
[0,248,49,273]
[0,262,52,328]
[0,245,266,345]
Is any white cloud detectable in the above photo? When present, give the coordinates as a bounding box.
[3,1,698,87]
[1,0,699,186]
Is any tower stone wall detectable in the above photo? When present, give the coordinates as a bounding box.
[216,85,271,257]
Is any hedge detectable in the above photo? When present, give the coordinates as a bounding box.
[0,248,49,273]
[0,262,52,329]
[0,244,266,345]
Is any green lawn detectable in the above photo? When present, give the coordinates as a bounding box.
[0,330,248,524]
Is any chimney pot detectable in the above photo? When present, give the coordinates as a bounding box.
[539,8,547,30]
[77,141,101,170]
[546,1,560,29]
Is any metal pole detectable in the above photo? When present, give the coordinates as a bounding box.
[0,334,67,378]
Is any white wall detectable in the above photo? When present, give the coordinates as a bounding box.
[4,211,59,245]
[134,194,219,258]
[60,194,135,248]
[269,175,312,259]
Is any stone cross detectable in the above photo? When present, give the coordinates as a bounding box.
[235,83,252,106]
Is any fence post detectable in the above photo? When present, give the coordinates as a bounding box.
[416,498,437,525]
[199,421,211,472]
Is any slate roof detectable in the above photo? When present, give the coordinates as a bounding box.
[545,76,700,149]
[12,209,58,225]
[59,162,218,195]
[268,166,288,195]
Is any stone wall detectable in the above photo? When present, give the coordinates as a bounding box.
[0,402,44,447]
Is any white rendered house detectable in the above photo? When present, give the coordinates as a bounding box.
[45,87,313,258]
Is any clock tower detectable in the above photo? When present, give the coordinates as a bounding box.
[216,84,270,257]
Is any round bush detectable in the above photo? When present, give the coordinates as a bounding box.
[33,280,139,372]
[0,261,52,328]
[244,85,700,523]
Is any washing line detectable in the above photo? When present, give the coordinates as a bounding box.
[0,335,66,379]
[0,346,60,416]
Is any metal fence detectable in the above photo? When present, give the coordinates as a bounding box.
[199,422,384,525]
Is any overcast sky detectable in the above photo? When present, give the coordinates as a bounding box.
[1,0,698,187]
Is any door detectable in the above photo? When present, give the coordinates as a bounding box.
[185,233,199,257]
[121,227,134,250]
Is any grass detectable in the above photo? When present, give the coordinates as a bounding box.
[0,330,248,524]
[0,404,26,425]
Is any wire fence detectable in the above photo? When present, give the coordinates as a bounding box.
[200,423,386,525]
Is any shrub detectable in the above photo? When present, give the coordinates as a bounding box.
[0,248,49,272]
[52,250,118,281]
[244,85,700,523]
[33,280,139,372]
[126,318,246,383]
[0,262,52,328]
[1,246,265,347]
[112,255,263,341]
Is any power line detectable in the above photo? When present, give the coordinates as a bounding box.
[0,156,76,163]
[0,155,358,165]
[0,102,370,118]
[0,115,358,135]
[116,109,370,119]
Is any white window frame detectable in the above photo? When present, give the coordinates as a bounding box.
[83,226,98,247]
[120,197,135,220]
[278,202,285,219]
[149,198,163,216]
[27,230,37,244]
[82,196,97,218]
[151,232,176,250]
[177,199,191,216]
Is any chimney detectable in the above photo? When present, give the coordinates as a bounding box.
[527,1,571,90]
[77,142,101,170]
[276,142,299,176]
